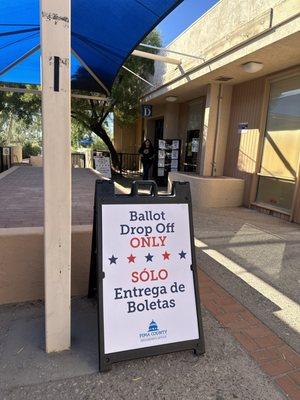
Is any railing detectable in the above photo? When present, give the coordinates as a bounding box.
[117,153,140,176]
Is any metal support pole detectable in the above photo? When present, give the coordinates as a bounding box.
[132,49,181,65]
[41,0,71,352]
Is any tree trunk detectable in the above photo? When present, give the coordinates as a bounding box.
[91,122,121,170]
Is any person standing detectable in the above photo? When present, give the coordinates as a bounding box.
[139,139,154,180]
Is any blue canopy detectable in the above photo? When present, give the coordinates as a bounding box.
[0,0,182,93]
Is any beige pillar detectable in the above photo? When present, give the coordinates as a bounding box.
[200,83,232,176]
[11,145,22,164]
[41,0,71,352]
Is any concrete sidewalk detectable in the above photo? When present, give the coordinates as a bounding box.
[0,170,299,399]
[0,297,285,400]
[193,207,300,353]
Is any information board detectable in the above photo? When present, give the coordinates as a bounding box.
[156,139,181,185]
[89,180,205,372]
[94,155,112,179]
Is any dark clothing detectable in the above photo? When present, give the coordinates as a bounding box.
[139,144,154,180]
[139,145,154,162]
[142,160,152,180]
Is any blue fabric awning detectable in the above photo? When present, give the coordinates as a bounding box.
[0,0,183,93]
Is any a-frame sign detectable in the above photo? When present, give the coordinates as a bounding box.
[89,180,205,372]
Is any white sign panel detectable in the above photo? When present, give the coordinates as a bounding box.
[2,147,10,156]
[94,156,112,179]
[101,203,199,354]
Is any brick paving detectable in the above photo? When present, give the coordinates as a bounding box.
[0,166,99,228]
[198,269,300,400]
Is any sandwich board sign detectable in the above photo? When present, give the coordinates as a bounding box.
[89,180,205,372]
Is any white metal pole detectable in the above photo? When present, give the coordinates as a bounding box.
[122,65,154,87]
[139,43,205,61]
[132,49,181,65]
[41,0,71,352]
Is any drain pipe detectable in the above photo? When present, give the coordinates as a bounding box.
[211,83,222,176]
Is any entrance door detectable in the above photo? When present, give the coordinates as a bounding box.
[185,130,201,172]
[256,75,300,212]
[184,99,204,172]
[154,118,164,143]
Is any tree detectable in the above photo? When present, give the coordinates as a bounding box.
[0,30,161,168]
[71,30,161,167]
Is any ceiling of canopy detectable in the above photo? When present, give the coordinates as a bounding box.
[0,0,183,93]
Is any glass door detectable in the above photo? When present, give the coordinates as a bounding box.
[256,75,300,212]
[184,99,205,172]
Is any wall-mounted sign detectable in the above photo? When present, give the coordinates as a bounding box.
[238,122,248,134]
[89,180,205,372]
[141,104,153,118]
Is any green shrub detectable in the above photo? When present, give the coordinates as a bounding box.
[23,141,41,159]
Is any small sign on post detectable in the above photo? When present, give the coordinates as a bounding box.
[89,180,205,372]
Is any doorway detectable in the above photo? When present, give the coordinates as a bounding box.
[184,99,205,173]
[153,118,164,178]
[154,118,164,143]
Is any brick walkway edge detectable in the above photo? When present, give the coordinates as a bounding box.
[198,269,300,400]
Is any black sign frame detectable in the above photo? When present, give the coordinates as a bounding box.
[141,104,153,118]
[89,180,205,372]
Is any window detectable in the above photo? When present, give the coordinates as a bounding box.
[256,75,300,212]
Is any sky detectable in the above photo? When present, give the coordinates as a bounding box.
[157,0,219,45]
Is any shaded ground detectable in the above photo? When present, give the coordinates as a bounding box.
[0,298,285,400]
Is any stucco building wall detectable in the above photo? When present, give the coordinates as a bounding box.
[153,0,291,87]
[114,0,300,221]
[0,226,92,305]
[224,77,265,205]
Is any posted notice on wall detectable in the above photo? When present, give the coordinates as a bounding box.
[101,203,199,354]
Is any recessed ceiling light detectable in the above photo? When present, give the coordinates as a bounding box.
[166,96,178,102]
[241,61,264,73]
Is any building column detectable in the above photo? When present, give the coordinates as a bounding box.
[164,103,179,139]
[200,83,232,176]
[41,0,71,352]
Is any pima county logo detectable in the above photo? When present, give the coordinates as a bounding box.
[139,320,167,342]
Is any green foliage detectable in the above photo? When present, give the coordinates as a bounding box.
[112,30,162,126]
[71,30,161,128]
[22,141,41,159]
[91,136,109,151]
[0,88,41,127]
[71,119,91,150]
[0,110,42,147]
